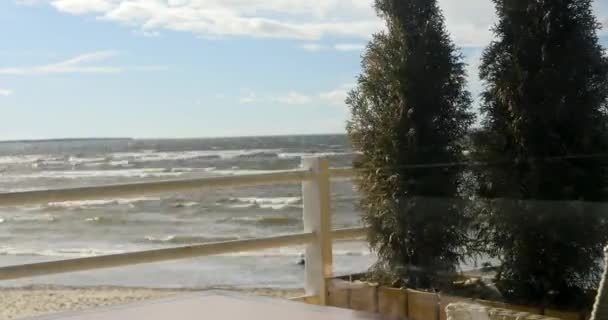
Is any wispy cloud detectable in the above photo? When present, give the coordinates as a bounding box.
[247,85,354,107]
[271,91,312,105]
[0,88,13,97]
[0,51,164,75]
[299,43,324,52]
[298,42,366,52]
[22,0,506,47]
[320,84,354,106]
[239,92,257,104]
[334,43,365,51]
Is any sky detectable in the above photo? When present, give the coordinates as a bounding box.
[1,0,607,139]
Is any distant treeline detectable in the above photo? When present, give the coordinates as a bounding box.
[0,138,134,144]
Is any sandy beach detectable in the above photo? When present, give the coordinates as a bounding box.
[0,286,305,320]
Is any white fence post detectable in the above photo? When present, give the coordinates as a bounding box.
[302,157,333,305]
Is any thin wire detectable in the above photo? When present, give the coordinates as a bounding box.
[345,152,608,171]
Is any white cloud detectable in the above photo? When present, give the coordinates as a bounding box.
[0,51,164,75]
[271,91,312,105]
[320,83,355,106]
[299,43,324,52]
[133,29,161,38]
[52,0,113,14]
[17,0,608,47]
[299,42,365,52]
[15,0,45,5]
[334,43,365,51]
[0,89,13,97]
[22,0,506,47]
[243,86,353,106]
[239,92,257,104]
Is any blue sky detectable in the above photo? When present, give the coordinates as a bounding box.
[1,0,607,139]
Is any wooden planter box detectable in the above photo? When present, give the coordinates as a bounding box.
[325,279,586,320]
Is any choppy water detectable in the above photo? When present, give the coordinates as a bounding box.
[0,135,375,288]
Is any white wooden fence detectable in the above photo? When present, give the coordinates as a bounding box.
[0,157,365,305]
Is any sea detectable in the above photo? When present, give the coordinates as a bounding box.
[0,135,375,289]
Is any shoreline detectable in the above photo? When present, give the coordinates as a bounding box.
[0,285,305,320]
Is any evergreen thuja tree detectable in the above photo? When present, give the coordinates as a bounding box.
[476,0,608,307]
[347,0,474,288]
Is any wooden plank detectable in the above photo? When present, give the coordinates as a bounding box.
[328,167,355,178]
[407,289,439,320]
[378,287,408,319]
[302,158,333,305]
[0,169,312,207]
[0,232,315,281]
[349,282,378,313]
[327,279,351,309]
[290,295,321,305]
[331,227,368,240]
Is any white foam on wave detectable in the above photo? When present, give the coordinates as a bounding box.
[67,156,107,165]
[171,201,199,208]
[143,235,240,244]
[0,246,125,257]
[3,213,58,222]
[1,168,183,180]
[226,215,300,225]
[221,197,302,210]
[211,169,282,176]
[83,160,132,168]
[278,151,357,159]
[48,197,160,209]
[110,149,282,163]
[0,154,56,165]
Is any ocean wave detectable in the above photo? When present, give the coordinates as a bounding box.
[2,168,183,180]
[2,214,58,223]
[142,235,240,244]
[210,169,285,176]
[234,152,279,159]
[110,149,282,163]
[0,154,57,165]
[67,156,107,165]
[277,151,357,159]
[83,160,133,168]
[218,197,302,210]
[84,216,124,224]
[171,201,199,208]
[223,215,301,226]
[47,197,160,209]
[0,247,125,257]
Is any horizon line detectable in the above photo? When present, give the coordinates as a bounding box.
[0,132,349,143]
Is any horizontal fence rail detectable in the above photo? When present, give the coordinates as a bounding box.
[331,227,367,240]
[0,169,313,207]
[0,228,367,282]
[0,158,365,305]
[328,167,356,179]
[0,232,320,281]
